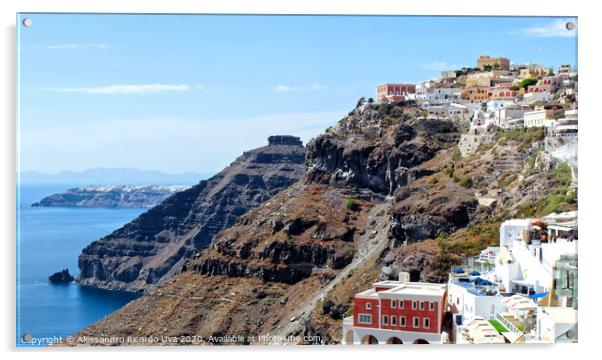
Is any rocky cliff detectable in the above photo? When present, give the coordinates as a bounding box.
[71,100,574,345]
[71,100,466,344]
[77,136,305,291]
[32,185,191,208]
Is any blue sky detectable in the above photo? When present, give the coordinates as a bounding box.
[17,14,577,174]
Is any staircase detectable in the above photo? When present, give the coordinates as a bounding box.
[493,153,524,173]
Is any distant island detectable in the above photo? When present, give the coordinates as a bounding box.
[32,185,192,208]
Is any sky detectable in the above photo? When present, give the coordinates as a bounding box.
[17,14,577,174]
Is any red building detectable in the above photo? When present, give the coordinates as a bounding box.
[342,273,447,344]
[491,82,517,100]
[377,83,416,103]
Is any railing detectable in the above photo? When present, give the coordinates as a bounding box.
[495,312,523,334]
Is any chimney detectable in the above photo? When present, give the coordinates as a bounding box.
[398,272,410,283]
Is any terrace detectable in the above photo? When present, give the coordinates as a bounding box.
[449,271,499,297]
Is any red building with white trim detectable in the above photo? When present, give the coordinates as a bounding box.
[342,273,448,344]
[376,83,416,103]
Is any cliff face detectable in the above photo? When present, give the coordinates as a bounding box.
[32,185,191,208]
[72,100,468,344]
[77,136,305,291]
[72,101,572,345]
[305,104,458,195]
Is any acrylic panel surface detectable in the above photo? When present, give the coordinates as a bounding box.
[16,13,578,346]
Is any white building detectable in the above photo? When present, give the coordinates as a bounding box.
[447,270,506,324]
[496,106,526,129]
[494,212,577,295]
[426,103,469,122]
[523,92,552,104]
[536,307,578,343]
[486,100,515,113]
[418,87,462,103]
[553,109,578,137]
[523,109,555,128]
[415,82,433,100]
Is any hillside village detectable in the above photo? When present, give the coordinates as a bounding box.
[342,55,578,344]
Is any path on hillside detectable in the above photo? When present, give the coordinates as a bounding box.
[569,164,578,190]
[266,199,393,344]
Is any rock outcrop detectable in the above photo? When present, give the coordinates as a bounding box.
[32,185,191,208]
[305,102,458,194]
[49,269,74,284]
[77,136,305,291]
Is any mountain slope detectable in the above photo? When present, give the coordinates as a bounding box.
[71,100,575,345]
[71,100,463,344]
[77,136,305,291]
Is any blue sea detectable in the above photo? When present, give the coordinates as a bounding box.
[16,184,146,347]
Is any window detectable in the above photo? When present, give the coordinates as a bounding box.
[366,302,371,310]
[430,301,435,311]
[400,316,406,326]
[391,299,397,309]
[413,317,420,328]
[399,300,404,309]
[358,314,372,324]
[383,315,389,326]
[412,301,417,310]
[424,318,430,328]
[391,316,397,326]
[420,301,425,310]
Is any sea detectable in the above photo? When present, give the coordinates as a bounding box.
[16,184,146,347]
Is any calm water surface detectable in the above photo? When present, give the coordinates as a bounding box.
[17,184,145,346]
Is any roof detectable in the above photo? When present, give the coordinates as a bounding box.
[502,295,537,310]
[357,281,446,299]
[461,317,506,344]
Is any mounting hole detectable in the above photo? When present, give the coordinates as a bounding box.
[566,21,575,31]
[22,17,32,28]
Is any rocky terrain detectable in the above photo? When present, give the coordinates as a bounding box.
[32,185,191,208]
[70,100,576,345]
[48,269,74,284]
[77,136,305,292]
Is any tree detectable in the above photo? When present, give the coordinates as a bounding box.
[493,63,501,70]
[520,77,538,90]
[483,64,493,71]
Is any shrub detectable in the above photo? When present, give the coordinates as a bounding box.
[556,163,572,187]
[519,77,538,90]
[437,123,453,133]
[346,197,359,211]
[460,177,473,188]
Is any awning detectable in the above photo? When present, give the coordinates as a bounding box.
[529,291,549,300]
[511,279,534,287]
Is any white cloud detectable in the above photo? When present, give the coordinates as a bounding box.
[46,43,110,50]
[275,83,326,93]
[420,61,459,71]
[510,19,577,38]
[44,84,192,95]
[20,110,346,173]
